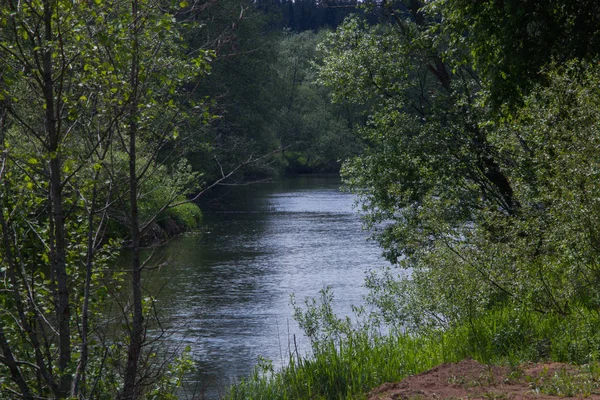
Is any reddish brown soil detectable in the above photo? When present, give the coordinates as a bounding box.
[368,359,600,399]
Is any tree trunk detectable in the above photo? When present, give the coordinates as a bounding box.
[121,0,144,397]
[42,0,71,396]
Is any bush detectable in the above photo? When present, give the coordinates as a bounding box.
[164,200,203,230]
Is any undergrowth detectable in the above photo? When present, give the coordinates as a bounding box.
[224,301,600,400]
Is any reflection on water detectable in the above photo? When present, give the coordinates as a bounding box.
[143,175,387,398]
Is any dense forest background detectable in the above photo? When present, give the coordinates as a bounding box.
[187,0,369,180]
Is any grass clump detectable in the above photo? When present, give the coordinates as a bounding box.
[526,364,600,398]
[164,200,203,230]
[226,332,450,400]
[224,290,600,400]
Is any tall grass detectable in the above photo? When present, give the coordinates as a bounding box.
[224,307,600,400]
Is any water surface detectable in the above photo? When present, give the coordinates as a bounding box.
[146,175,386,397]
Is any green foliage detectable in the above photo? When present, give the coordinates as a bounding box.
[186,2,284,180]
[146,347,195,400]
[291,288,355,350]
[528,363,600,398]
[492,61,600,311]
[430,0,600,108]
[272,30,365,173]
[226,292,600,400]
[317,0,600,332]
[166,201,203,230]
[0,0,212,396]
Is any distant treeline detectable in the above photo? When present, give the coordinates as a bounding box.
[262,0,363,31]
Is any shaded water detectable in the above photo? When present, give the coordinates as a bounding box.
[144,175,386,398]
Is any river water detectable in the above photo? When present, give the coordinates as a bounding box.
[143,175,387,398]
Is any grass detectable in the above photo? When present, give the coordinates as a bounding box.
[226,332,449,400]
[524,363,600,398]
[223,306,600,400]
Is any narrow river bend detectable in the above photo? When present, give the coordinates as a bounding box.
[143,175,386,398]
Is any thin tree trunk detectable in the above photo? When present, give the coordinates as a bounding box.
[42,0,71,396]
[121,0,144,397]
[72,180,99,397]
[122,106,144,400]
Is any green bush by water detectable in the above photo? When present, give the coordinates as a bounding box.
[225,306,600,400]
[166,200,203,230]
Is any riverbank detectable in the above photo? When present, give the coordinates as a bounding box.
[224,306,600,399]
[141,201,203,245]
[368,359,600,399]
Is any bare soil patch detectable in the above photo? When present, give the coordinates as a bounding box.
[368,359,600,399]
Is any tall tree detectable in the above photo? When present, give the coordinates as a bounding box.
[318,7,515,259]
[0,0,211,397]
[431,0,600,108]
[319,0,600,329]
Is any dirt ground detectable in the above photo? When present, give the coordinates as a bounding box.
[368,359,600,399]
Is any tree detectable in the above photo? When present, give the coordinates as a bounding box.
[430,0,600,108]
[318,1,600,329]
[0,0,211,397]
[318,7,515,257]
[183,0,285,180]
[273,30,364,173]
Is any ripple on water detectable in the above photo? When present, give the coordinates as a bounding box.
[141,176,387,399]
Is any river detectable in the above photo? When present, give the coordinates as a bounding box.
[142,175,387,398]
